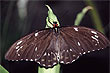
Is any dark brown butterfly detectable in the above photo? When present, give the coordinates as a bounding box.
[5,22,110,68]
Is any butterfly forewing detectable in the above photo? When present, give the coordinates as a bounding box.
[59,26,110,64]
[5,29,53,61]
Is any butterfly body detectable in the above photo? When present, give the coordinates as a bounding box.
[5,26,110,68]
[52,22,59,33]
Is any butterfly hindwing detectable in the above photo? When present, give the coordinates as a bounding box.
[36,31,58,67]
[59,31,81,64]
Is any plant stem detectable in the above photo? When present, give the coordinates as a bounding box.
[38,64,60,73]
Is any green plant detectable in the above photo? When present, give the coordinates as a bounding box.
[0,65,9,73]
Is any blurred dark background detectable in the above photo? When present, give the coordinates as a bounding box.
[0,0,109,73]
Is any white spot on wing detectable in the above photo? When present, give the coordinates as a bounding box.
[26,59,28,61]
[74,27,78,31]
[41,59,45,61]
[91,36,99,43]
[70,49,72,51]
[78,42,80,46]
[72,60,75,62]
[91,31,97,34]
[35,59,37,61]
[16,49,20,53]
[97,41,99,44]
[66,50,69,52]
[53,62,57,65]
[35,47,38,51]
[62,50,65,52]
[48,53,50,56]
[16,46,19,49]
[92,50,95,51]
[60,61,64,63]
[73,55,76,57]
[83,52,86,54]
[66,62,70,64]
[43,64,45,66]
[21,59,23,60]
[95,44,97,46]
[20,46,23,48]
[77,56,79,59]
[17,41,22,45]
[91,36,97,41]
[88,51,90,53]
[12,60,14,61]
[51,52,54,55]
[98,49,100,50]
[17,54,20,56]
[82,49,84,51]
[79,53,82,55]
[30,59,33,61]
[48,65,51,67]
[55,53,58,55]
[37,61,40,64]
[94,35,98,38]
[43,52,46,56]
[35,33,38,36]
[16,48,21,56]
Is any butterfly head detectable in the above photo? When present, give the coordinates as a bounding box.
[53,22,58,28]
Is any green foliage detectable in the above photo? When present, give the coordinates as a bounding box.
[45,5,60,28]
[85,0,104,33]
[0,65,9,73]
[74,6,93,26]
[38,64,60,73]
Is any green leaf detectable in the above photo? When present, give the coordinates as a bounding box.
[0,65,9,73]
[74,6,93,26]
[38,64,60,73]
[85,0,104,33]
[45,5,60,28]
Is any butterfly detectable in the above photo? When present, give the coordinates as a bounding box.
[5,22,110,68]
